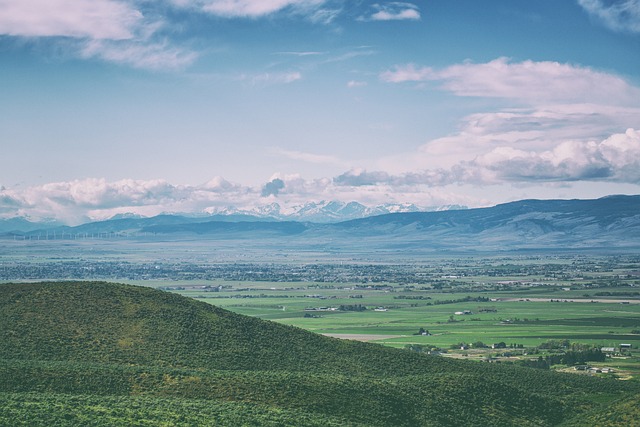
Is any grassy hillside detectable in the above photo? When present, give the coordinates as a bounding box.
[1,281,638,426]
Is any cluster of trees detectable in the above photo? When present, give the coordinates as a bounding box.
[518,341,607,370]
[431,296,491,306]
[338,304,367,312]
[519,348,605,370]
[593,291,640,297]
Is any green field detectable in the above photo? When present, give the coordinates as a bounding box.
[3,250,640,379]
[132,257,640,379]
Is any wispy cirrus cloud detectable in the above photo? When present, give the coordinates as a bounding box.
[236,71,302,85]
[271,148,350,167]
[275,51,325,56]
[80,39,199,70]
[578,0,640,33]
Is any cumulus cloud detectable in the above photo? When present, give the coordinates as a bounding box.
[261,178,286,197]
[334,169,392,186]
[381,58,640,105]
[378,57,640,186]
[473,128,640,183]
[0,178,258,224]
[578,0,640,33]
[334,129,640,188]
[410,104,640,169]
[360,2,420,21]
[0,173,475,224]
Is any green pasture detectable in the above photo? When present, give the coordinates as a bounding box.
[155,283,640,354]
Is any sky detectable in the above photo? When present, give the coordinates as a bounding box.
[1,0,640,224]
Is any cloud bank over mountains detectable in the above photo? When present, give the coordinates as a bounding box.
[1,128,639,224]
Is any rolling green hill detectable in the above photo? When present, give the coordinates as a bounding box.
[1,281,638,426]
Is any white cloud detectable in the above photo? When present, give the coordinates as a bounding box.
[80,39,198,69]
[0,178,255,224]
[378,57,640,187]
[3,129,639,226]
[381,58,640,105]
[412,104,640,168]
[184,0,327,18]
[275,51,325,56]
[272,148,350,167]
[347,80,367,88]
[362,2,420,21]
[335,129,640,187]
[0,0,346,70]
[237,71,302,85]
[474,128,640,183]
[0,174,474,224]
[0,0,142,40]
[0,0,200,69]
[579,0,640,33]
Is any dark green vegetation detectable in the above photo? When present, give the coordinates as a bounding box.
[1,282,639,426]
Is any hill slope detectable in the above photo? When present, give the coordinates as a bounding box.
[1,281,638,426]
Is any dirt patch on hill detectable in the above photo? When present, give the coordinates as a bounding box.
[322,333,403,342]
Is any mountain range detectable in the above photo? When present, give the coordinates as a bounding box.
[0,200,464,233]
[206,200,465,222]
[3,195,639,251]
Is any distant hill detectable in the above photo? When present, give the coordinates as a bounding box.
[1,281,638,426]
[0,217,62,233]
[4,195,639,251]
[323,194,640,250]
[0,200,465,233]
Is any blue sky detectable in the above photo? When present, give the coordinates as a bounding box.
[1,0,640,223]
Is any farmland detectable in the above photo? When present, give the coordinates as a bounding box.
[2,246,639,379]
[145,255,640,379]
